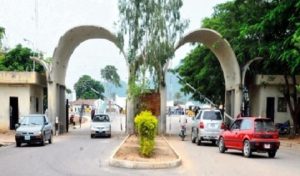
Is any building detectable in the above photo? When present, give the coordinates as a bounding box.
[69,99,98,115]
[0,71,46,131]
[250,74,300,125]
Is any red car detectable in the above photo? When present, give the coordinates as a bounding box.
[218,117,280,158]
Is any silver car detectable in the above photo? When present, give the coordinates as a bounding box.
[15,114,53,147]
[90,114,111,138]
[191,109,224,145]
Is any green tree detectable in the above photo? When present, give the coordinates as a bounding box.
[177,0,300,132]
[118,0,188,91]
[0,26,4,47]
[74,75,104,99]
[176,46,225,104]
[101,65,121,87]
[0,44,44,72]
[117,0,188,134]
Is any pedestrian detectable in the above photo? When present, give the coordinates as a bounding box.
[91,108,95,120]
[179,114,188,136]
[79,104,84,128]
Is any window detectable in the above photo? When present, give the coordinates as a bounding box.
[203,111,222,120]
[196,111,202,120]
[277,97,287,112]
[240,119,252,130]
[93,115,110,122]
[254,119,275,132]
[230,120,242,130]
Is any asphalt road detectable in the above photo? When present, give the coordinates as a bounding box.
[0,114,299,176]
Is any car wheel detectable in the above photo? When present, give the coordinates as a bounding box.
[48,132,53,144]
[196,133,202,146]
[16,142,21,147]
[219,137,226,153]
[191,128,196,143]
[243,140,252,158]
[268,150,276,158]
[212,140,218,146]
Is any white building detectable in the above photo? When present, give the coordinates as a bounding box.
[0,71,46,131]
[250,75,300,125]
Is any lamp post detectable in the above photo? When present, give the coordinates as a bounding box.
[241,57,263,117]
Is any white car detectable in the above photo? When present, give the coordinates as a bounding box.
[90,114,111,138]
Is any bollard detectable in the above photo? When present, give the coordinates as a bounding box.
[55,116,59,136]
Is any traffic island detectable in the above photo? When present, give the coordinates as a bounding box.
[109,135,181,169]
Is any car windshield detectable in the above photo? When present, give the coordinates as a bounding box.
[254,119,276,132]
[21,116,44,125]
[203,111,222,120]
[93,115,109,122]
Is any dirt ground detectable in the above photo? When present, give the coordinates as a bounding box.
[280,135,300,144]
[0,130,15,146]
[114,135,178,162]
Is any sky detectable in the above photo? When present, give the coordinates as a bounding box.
[0,0,227,93]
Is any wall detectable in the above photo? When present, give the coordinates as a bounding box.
[139,92,161,117]
[0,85,30,130]
[0,71,46,131]
[29,85,44,114]
[250,75,299,125]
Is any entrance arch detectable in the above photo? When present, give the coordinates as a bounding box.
[47,25,125,132]
[174,28,241,118]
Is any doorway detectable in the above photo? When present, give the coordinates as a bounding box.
[9,97,19,130]
[266,97,275,121]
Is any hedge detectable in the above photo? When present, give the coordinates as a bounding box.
[134,111,158,157]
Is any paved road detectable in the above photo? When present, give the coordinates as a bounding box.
[0,114,299,176]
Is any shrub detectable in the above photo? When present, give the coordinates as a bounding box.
[134,111,158,157]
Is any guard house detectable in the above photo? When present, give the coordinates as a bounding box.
[250,74,300,125]
[0,71,46,131]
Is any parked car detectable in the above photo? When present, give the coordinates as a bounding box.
[90,114,111,138]
[191,108,224,145]
[218,117,280,158]
[15,114,53,147]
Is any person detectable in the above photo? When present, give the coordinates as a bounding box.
[79,104,84,128]
[91,108,95,120]
[179,114,188,137]
[70,114,75,127]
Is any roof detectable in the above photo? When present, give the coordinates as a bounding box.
[70,99,98,106]
[0,71,46,86]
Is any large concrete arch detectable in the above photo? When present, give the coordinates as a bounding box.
[174,28,241,118]
[47,25,125,132]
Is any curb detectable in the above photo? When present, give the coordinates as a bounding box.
[109,135,182,169]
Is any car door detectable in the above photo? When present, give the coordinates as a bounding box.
[237,119,252,149]
[192,110,202,135]
[225,119,242,149]
[43,116,51,139]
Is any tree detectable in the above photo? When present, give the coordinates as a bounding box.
[176,0,300,132]
[117,0,188,134]
[118,0,188,91]
[0,44,44,72]
[74,75,104,99]
[0,26,4,48]
[176,46,225,104]
[101,65,121,87]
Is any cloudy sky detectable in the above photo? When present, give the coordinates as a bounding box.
[0,0,227,91]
